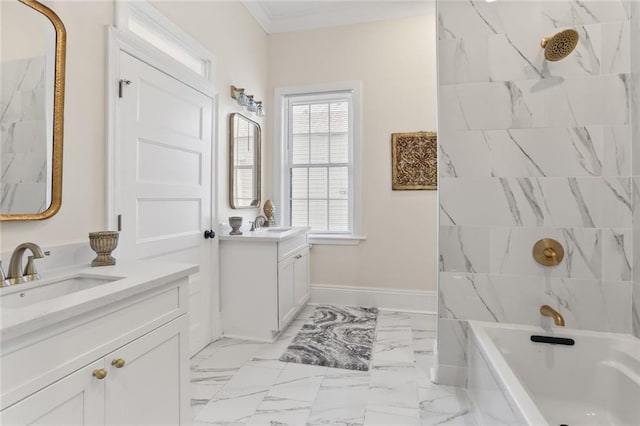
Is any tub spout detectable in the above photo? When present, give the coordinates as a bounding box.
[540,305,565,327]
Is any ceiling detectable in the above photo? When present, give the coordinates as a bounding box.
[242,1,433,34]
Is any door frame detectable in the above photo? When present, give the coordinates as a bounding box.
[106,27,221,340]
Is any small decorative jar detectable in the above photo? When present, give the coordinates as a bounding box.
[89,231,119,267]
[228,216,243,235]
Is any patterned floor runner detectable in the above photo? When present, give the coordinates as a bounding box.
[279,305,378,371]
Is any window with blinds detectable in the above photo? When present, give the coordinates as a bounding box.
[285,92,354,234]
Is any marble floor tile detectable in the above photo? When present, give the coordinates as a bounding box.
[419,386,476,426]
[377,311,413,329]
[191,360,240,387]
[246,396,312,426]
[216,365,282,399]
[307,399,367,426]
[368,366,419,409]
[372,327,415,367]
[268,363,327,402]
[190,383,224,417]
[307,369,370,425]
[364,405,421,426]
[412,330,436,353]
[196,341,264,370]
[189,344,223,368]
[415,354,437,389]
[247,338,292,370]
[190,308,475,426]
[195,390,269,424]
[409,313,438,332]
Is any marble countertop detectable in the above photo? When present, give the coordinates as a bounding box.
[0,260,198,341]
[218,226,310,242]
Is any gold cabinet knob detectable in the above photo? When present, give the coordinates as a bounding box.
[111,358,126,368]
[92,369,107,380]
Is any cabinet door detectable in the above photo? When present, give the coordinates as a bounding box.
[104,316,189,426]
[0,360,105,426]
[293,247,310,307]
[277,255,297,329]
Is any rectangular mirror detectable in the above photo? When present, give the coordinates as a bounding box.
[229,113,260,209]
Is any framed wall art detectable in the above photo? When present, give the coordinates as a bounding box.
[391,131,437,190]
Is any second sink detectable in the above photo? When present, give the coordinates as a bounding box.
[266,227,292,233]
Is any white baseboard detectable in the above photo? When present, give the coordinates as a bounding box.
[310,284,437,314]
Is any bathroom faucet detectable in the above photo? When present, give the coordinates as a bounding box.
[250,215,267,231]
[5,242,46,286]
[540,305,565,327]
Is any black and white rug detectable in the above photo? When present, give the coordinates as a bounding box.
[279,305,378,371]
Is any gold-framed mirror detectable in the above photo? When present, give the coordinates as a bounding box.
[0,0,66,221]
[229,113,261,209]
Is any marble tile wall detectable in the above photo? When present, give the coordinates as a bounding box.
[1,56,48,214]
[436,0,635,384]
[632,1,639,338]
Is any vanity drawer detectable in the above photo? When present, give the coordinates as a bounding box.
[0,279,186,410]
[278,233,307,261]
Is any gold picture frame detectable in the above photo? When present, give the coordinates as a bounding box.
[391,131,437,190]
[1,0,66,221]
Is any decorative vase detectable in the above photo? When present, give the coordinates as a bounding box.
[89,231,119,267]
[229,216,243,235]
[263,200,276,227]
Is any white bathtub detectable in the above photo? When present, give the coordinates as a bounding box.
[466,321,640,426]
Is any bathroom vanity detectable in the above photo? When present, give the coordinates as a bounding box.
[0,260,197,425]
[220,227,310,341]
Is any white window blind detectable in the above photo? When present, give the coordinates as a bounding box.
[286,92,353,234]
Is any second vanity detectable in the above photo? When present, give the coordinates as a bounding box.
[0,259,197,425]
[220,227,310,342]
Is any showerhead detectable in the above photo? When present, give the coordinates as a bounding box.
[540,29,579,61]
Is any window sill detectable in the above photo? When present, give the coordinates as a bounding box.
[308,235,366,246]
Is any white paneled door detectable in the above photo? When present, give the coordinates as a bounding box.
[117,51,215,356]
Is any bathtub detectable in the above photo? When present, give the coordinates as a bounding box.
[466,321,640,426]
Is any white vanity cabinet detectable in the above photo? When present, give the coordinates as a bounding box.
[1,359,105,425]
[277,246,310,328]
[220,228,310,341]
[2,317,186,426]
[0,262,194,426]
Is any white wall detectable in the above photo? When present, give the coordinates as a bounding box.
[1,2,268,254]
[0,2,436,296]
[268,13,438,292]
[150,1,268,229]
[1,1,51,61]
[1,1,114,253]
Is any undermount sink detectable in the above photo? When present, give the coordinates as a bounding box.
[265,227,292,233]
[1,274,123,309]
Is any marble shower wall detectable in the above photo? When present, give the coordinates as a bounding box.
[1,56,48,214]
[436,0,634,382]
[632,1,639,338]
